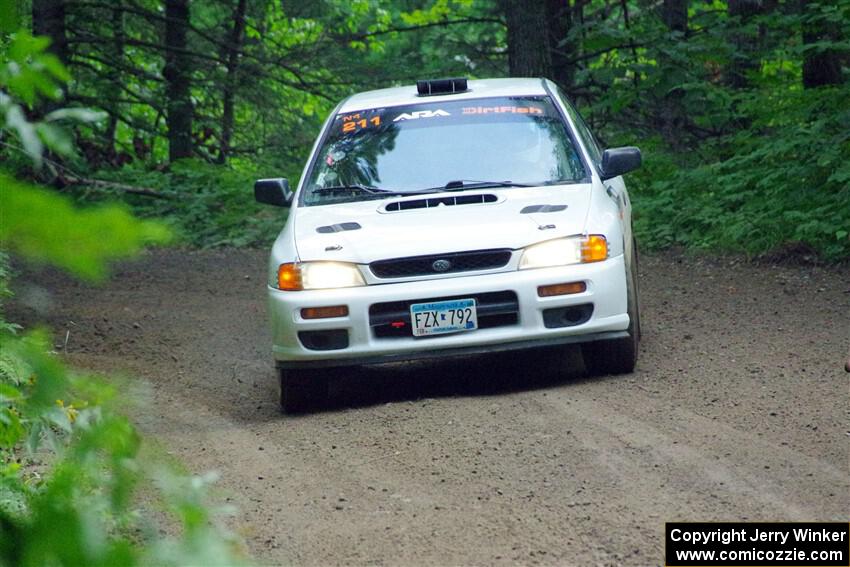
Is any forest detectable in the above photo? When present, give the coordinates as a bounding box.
[4,0,849,258]
[0,0,848,564]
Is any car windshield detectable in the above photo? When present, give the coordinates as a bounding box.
[303,96,587,205]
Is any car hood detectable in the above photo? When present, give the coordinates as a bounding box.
[293,184,593,264]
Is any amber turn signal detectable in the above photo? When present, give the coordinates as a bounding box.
[537,281,587,297]
[581,235,608,263]
[277,263,302,291]
[301,305,349,319]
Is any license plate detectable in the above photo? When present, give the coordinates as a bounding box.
[410,298,478,337]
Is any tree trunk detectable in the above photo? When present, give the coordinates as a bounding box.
[801,0,844,88]
[621,0,640,89]
[105,3,125,159]
[163,0,193,161]
[31,0,67,116]
[32,0,67,63]
[218,0,247,164]
[662,0,688,34]
[546,0,574,90]
[501,0,553,78]
[727,0,773,88]
[659,0,688,150]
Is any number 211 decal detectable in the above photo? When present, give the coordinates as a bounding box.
[341,113,381,134]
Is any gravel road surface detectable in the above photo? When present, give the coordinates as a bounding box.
[11,249,849,565]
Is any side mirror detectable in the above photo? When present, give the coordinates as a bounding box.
[600,147,642,180]
[254,178,293,207]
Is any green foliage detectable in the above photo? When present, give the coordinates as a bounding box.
[0,173,170,280]
[1,24,243,566]
[1,32,69,105]
[88,160,286,247]
[1,29,169,279]
[1,27,169,280]
[579,0,850,261]
[0,331,246,567]
[38,0,844,260]
[0,253,18,335]
[625,85,850,260]
[0,31,105,166]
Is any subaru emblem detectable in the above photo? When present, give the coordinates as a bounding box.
[432,259,452,272]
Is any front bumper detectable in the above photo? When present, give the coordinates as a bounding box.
[268,255,630,367]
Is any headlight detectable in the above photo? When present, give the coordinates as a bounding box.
[519,235,608,270]
[277,262,365,290]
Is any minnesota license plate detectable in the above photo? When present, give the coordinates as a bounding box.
[410,298,478,337]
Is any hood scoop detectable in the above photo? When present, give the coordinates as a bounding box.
[316,222,362,234]
[383,193,498,212]
[520,204,567,214]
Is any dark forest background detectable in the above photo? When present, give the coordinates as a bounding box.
[4,0,850,258]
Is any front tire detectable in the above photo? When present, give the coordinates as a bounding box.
[278,368,328,414]
[582,247,640,375]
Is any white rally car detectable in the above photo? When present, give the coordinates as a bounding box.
[255,77,642,412]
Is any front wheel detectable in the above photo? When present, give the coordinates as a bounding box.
[278,368,328,414]
[582,249,640,375]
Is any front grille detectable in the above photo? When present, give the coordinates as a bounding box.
[370,249,512,279]
[369,291,519,339]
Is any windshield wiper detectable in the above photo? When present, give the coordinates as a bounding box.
[313,184,442,198]
[312,184,394,195]
[425,180,536,193]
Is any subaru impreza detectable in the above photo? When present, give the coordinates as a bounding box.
[255,77,642,412]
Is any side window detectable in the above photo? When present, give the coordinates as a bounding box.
[555,87,603,167]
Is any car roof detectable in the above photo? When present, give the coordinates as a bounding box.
[339,77,549,113]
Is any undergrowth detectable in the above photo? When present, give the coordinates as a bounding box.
[82,160,289,248]
[624,86,850,261]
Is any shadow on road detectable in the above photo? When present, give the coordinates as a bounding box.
[309,344,594,414]
[199,340,633,423]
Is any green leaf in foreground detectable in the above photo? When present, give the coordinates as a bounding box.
[0,172,170,280]
[0,331,248,566]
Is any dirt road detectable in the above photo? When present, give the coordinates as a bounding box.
[12,249,849,565]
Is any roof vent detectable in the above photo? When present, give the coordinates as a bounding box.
[416,77,468,96]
